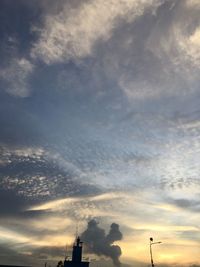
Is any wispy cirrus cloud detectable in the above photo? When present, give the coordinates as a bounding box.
[146,1,200,71]
[31,0,163,64]
[29,0,200,105]
[1,190,200,265]
[1,0,200,266]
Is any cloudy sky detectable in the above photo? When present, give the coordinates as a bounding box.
[1,0,200,266]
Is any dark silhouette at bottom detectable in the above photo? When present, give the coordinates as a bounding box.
[59,237,89,267]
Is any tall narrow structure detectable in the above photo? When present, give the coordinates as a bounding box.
[64,237,89,267]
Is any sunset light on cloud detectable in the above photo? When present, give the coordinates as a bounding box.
[1,0,200,267]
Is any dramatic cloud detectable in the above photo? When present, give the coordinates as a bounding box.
[1,0,200,266]
[81,220,123,267]
[31,0,162,64]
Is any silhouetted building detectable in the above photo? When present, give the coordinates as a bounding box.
[64,237,89,267]
[0,265,30,267]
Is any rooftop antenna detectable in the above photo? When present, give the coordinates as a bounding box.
[64,244,67,260]
[75,221,79,239]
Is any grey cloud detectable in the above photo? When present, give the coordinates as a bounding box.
[178,230,200,242]
[31,0,160,64]
[0,211,58,239]
[0,189,29,216]
[81,220,123,267]
[157,177,200,191]
[0,58,34,97]
[0,145,102,201]
[0,242,64,266]
[147,0,200,69]
[31,245,65,260]
[1,1,200,265]
[0,188,54,240]
[0,101,44,146]
[0,1,43,97]
[173,198,193,208]
[166,196,200,213]
[0,243,33,266]
[63,0,196,124]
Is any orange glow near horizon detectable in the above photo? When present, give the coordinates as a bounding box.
[2,192,199,266]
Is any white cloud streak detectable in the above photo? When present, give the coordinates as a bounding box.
[31,0,162,64]
[30,0,200,103]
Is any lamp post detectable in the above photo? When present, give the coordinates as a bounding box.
[149,237,162,267]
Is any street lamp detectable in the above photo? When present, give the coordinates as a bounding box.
[149,237,162,267]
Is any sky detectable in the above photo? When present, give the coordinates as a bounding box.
[0,0,200,266]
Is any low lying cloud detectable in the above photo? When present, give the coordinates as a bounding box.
[81,220,123,267]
